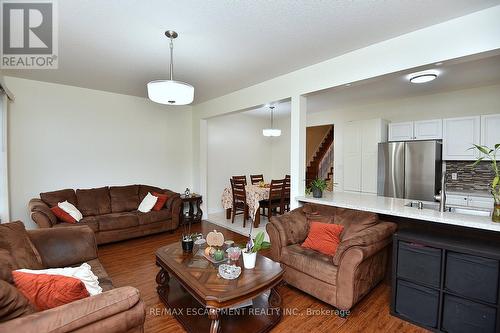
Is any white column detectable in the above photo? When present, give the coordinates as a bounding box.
[199,119,208,219]
[290,95,307,209]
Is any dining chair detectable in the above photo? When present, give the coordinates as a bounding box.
[259,178,285,221]
[230,179,249,227]
[232,175,247,185]
[281,175,291,213]
[250,174,264,185]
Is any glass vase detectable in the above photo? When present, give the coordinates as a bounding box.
[493,201,500,223]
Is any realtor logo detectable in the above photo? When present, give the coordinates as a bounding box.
[1,0,58,68]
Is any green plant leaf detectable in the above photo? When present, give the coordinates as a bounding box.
[495,143,500,150]
[469,157,484,168]
[493,176,500,189]
[471,144,492,155]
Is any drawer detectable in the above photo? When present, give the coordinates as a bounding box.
[446,194,468,207]
[397,241,442,287]
[468,196,494,209]
[395,279,440,328]
[442,294,497,333]
[445,252,499,304]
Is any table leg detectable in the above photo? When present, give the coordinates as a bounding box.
[254,211,260,228]
[208,308,220,333]
[268,287,282,308]
[156,267,170,296]
[225,208,231,219]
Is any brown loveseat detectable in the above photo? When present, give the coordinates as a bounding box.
[29,184,182,245]
[266,203,397,311]
[0,222,145,332]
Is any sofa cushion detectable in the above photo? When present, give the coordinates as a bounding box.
[76,187,111,216]
[136,209,171,225]
[0,280,36,322]
[334,208,379,240]
[0,222,42,270]
[85,259,113,292]
[51,206,77,224]
[109,185,139,213]
[0,249,17,283]
[40,189,77,207]
[96,212,139,231]
[281,244,338,285]
[52,217,99,233]
[139,185,163,202]
[301,222,344,256]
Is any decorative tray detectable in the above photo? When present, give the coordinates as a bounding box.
[203,252,228,264]
[218,264,241,280]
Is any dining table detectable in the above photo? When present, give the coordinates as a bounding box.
[221,184,270,227]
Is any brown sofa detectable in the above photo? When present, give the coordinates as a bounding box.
[29,184,182,245]
[0,222,145,332]
[266,203,397,311]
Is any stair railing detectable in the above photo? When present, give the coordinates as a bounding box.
[318,142,333,180]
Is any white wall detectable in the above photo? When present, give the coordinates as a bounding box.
[5,76,193,228]
[207,112,290,214]
[307,83,500,191]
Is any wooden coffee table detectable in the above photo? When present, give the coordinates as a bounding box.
[155,243,284,333]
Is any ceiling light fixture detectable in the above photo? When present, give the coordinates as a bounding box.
[263,106,281,137]
[408,69,439,84]
[147,30,194,105]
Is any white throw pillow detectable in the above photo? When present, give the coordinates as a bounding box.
[138,192,158,213]
[58,200,83,222]
[16,263,102,295]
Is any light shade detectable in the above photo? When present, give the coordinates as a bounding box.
[262,128,281,137]
[147,80,194,105]
[408,69,439,84]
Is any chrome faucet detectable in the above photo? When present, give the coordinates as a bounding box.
[434,169,447,212]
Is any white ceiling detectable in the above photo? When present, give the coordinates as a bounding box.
[2,0,499,103]
[307,52,500,113]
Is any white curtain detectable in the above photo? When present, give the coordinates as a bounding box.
[0,92,9,223]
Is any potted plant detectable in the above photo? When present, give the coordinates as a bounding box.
[470,143,500,223]
[310,178,327,198]
[181,216,199,252]
[242,231,270,269]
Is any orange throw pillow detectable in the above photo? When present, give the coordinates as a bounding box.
[152,192,169,211]
[12,271,89,310]
[301,221,344,256]
[50,206,77,224]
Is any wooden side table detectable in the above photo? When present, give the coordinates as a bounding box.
[180,194,203,226]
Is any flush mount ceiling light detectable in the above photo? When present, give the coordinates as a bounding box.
[263,106,281,137]
[408,69,439,84]
[147,30,194,105]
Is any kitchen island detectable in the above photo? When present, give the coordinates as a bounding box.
[296,191,500,232]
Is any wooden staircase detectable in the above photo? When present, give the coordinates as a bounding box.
[306,127,333,185]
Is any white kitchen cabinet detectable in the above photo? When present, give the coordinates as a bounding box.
[344,119,387,193]
[389,119,442,141]
[388,122,413,141]
[442,116,481,160]
[413,119,442,140]
[481,114,500,149]
[446,193,494,209]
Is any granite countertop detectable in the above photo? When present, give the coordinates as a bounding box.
[296,191,500,233]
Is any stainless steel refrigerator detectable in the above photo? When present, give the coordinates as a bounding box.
[377,140,442,201]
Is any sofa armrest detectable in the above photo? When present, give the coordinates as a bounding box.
[28,198,57,228]
[27,225,98,268]
[0,286,144,333]
[332,221,397,265]
[266,222,284,262]
[163,190,181,229]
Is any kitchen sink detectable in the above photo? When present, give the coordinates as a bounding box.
[405,201,491,217]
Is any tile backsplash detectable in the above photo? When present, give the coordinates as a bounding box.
[445,161,495,192]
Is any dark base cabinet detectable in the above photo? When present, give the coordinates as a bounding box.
[391,229,500,333]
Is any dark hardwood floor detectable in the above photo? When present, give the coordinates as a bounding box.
[98,221,428,333]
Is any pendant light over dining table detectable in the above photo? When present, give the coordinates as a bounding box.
[262,106,281,137]
[147,30,194,105]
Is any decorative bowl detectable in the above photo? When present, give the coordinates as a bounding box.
[218,264,241,280]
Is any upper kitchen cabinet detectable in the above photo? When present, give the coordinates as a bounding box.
[413,119,443,140]
[388,119,442,141]
[481,114,500,149]
[388,122,413,141]
[344,119,387,193]
[442,116,480,160]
